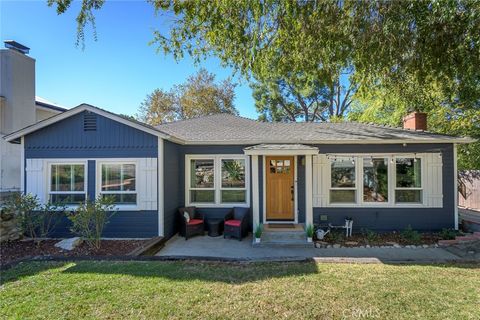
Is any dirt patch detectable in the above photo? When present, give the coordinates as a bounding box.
[0,239,149,266]
[319,231,442,246]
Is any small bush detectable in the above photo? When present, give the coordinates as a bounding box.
[305,224,314,238]
[68,196,116,249]
[326,230,344,243]
[254,224,263,238]
[361,228,378,244]
[401,225,422,244]
[440,228,458,240]
[3,193,64,243]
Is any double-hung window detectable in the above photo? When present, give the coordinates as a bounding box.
[49,164,86,204]
[187,155,249,206]
[330,157,356,203]
[100,163,137,205]
[395,157,422,203]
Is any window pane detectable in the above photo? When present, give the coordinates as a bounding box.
[395,190,422,203]
[221,190,246,203]
[101,164,136,191]
[102,164,122,191]
[396,158,421,188]
[51,164,84,192]
[330,190,356,203]
[190,190,215,203]
[363,158,388,202]
[222,159,245,188]
[50,193,85,204]
[123,164,136,191]
[102,193,137,205]
[331,157,356,188]
[191,159,214,188]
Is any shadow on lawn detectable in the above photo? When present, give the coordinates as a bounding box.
[2,259,478,286]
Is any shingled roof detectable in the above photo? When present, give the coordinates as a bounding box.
[157,113,473,145]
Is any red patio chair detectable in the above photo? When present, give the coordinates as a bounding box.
[178,207,204,240]
[224,207,249,241]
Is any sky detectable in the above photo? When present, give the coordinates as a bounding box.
[0,0,258,118]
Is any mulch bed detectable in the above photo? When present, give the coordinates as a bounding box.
[319,231,442,246]
[0,239,149,266]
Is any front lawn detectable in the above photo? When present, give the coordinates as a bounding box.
[1,261,479,319]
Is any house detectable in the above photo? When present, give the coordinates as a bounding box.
[3,102,475,239]
[1,41,67,198]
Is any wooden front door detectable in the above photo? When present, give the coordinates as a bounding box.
[266,156,295,220]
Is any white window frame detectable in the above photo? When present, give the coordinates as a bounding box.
[328,157,358,205]
[393,156,424,205]
[326,154,426,208]
[96,160,139,210]
[47,160,88,209]
[185,154,250,207]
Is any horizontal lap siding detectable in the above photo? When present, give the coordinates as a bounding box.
[48,211,158,238]
[311,143,455,231]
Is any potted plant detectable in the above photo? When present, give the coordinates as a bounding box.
[254,224,263,243]
[306,223,314,243]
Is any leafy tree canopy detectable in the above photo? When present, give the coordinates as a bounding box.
[136,68,238,125]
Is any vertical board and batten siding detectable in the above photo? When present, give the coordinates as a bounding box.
[310,143,455,231]
[24,111,159,238]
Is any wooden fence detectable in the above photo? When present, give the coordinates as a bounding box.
[459,170,480,211]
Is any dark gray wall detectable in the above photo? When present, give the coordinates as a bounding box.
[311,143,455,232]
[162,144,254,238]
[297,156,306,223]
[25,111,157,158]
[24,110,159,238]
[49,211,158,238]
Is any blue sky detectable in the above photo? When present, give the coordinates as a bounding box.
[0,0,257,118]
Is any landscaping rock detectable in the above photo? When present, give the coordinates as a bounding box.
[333,244,341,248]
[345,241,358,246]
[386,241,398,246]
[393,244,401,248]
[55,237,82,251]
[315,241,328,248]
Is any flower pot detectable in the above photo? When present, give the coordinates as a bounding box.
[307,237,313,243]
[255,237,261,243]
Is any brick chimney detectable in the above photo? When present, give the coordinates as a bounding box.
[403,112,427,131]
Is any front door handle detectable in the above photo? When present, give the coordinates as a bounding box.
[291,185,294,201]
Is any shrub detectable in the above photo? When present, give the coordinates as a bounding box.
[440,228,458,240]
[401,225,422,244]
[361,228,378,244]
[3,193,64,243]
[326,230,344,243]
[254,224,263,238]
[68,196,116,249]
[305,224,314,238]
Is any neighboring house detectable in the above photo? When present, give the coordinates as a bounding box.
[0,41,67,197]
[3,103,474,239]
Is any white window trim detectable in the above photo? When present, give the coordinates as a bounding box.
[185,154,250,208]
[326,154,426,208]
[96,160,139,211]
[46,160,88,210]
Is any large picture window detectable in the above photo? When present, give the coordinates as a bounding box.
[49,164,86,204]
[395,158,422,203]
[326,154,425,206]
[363,157,389,203]
[100,163,137,205]
[187,155,249,206]
[330,157,356,203]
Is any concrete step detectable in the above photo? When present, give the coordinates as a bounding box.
[253,240,314,248]
[261,231,307,242]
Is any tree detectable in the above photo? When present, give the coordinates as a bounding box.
[136,68,238,125]
[253,69,355,122]
[348,76,480,170]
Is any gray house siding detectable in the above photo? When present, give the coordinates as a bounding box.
[24,110,159,238]
[311,143,455,231]
[297,156,306,224]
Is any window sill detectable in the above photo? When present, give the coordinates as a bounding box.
[187,203,250,208]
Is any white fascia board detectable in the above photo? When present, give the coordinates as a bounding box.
[4,104,173,142]
[244,149,319,156]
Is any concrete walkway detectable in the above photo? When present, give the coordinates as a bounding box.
[157,235,466,263]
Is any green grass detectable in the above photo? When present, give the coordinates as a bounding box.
[1,261,479,319]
